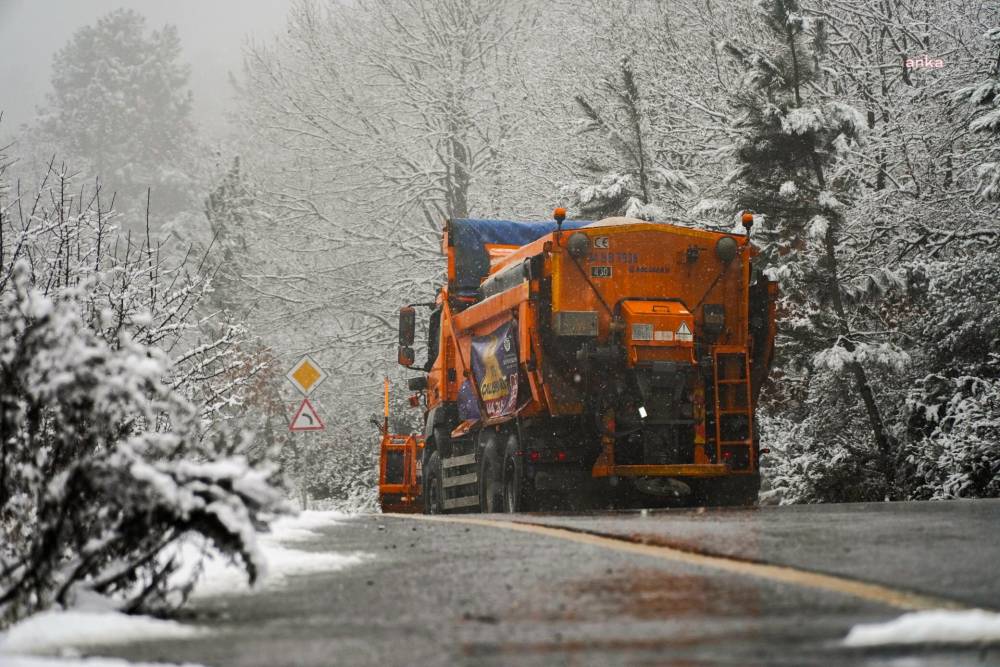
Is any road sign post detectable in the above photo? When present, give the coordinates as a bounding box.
[287,355,327,432]
[286,354,327,396]
[289,398,325,432]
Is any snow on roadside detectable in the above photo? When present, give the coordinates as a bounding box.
[2,657,204,667]
[187,542,367,597]
[844,609,1000,647]
[178,510,368,597]
[266,510,350,541]
[0,610,202,655]
[0,509,366,663]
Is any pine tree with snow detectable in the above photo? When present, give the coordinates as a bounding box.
[954,27,1000,200]
[32,9,196,218]
[724,0,903,499]
[204,157,255,317]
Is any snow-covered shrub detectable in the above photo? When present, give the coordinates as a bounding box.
[0,261,286,624]
[904,374,1000,498]
[759,369,896,504]
[896,258,1000,499]
[279,424,379,513]
[0,164,289,626]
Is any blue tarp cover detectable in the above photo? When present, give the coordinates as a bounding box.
[449,218,593,292]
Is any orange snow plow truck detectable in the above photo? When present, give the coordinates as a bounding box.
[396,210,777,513]
[377,380,425,513]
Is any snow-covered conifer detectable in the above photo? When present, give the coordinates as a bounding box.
[30,9,196,220]
[954,28,1000,200]
[725,0,904,498]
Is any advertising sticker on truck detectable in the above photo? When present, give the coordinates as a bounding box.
[470,320,519,419]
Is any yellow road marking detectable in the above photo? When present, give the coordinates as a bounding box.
[386,513,969,612]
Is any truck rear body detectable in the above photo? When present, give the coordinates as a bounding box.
[397,214,777,512]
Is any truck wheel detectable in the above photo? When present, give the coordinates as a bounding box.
[423,451,443,514]
[502,431,531,512]
[478,433,503,513]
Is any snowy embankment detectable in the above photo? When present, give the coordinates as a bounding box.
[0,511,368,666]
[2,657,205,667]
[176,510,368,598]
[0,611,203,662]
[845,609,1000,647]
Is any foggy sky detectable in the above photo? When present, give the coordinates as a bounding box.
[0,0,293,138]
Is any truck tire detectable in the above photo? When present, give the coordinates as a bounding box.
[423,451,444,514]
[478,432,503,513]
[502,432,528,513]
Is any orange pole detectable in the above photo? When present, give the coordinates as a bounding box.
[383,377,390,434]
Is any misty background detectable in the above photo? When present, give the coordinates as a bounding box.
[0,0,292,137]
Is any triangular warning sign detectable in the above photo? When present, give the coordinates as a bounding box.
[289,398,325,432]
[676,321,693,341]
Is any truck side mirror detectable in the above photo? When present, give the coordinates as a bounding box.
[398,306,416,367]
[399,306,416,346]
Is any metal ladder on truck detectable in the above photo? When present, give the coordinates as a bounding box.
[711,346,755,472]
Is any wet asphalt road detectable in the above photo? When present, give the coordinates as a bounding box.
[100,500,999,666]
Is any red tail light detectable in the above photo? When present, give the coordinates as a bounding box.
[529,451,541,463]
[556,451,567,462]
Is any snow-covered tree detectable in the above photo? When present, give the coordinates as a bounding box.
[723,0,909,499]
[898,257,1000,499]
[566,56,696,220]
[30,9,196,218]
[955,27,1000,200]
[0,159,288,625]
[203,157,255,318]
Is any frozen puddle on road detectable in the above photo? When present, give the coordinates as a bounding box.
[844,608,1000,647]
[0,510,370,666]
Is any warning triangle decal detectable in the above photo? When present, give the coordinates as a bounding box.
[676,321,693,342]
[290,398,325,432]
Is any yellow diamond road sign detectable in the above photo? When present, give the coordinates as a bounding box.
[287,355,326,396]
